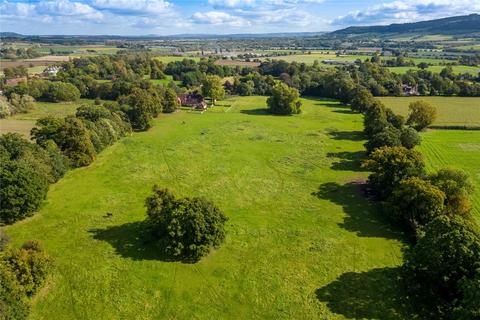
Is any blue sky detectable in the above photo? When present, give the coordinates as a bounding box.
[1,0,479,35]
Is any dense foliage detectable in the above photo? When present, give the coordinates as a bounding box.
[267,83,302,115]
[145,187,228,261]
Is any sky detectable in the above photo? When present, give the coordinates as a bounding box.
[0,0,479,35]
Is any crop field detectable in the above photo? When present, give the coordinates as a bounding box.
[388,65,480,75]
[264,52,368,65]
[3,96,412,319]
[378,96,480,127]
[0,99,94,137]
[419,130,480,220]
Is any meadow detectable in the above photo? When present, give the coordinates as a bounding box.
[0,99,94,137]
[419,130,480,219]
[378,96,480,127]
[3,96,412,319]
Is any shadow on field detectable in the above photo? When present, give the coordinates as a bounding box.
[90,222,192,263]
[240,108,269,115]
[327,151,367,172]
[332,109,356,114]
[316,267,419,320]
[312,182,404,240]
[327,130,365,141]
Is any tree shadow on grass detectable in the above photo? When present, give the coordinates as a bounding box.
[327,130,365,141]
[333,109,356,114]
[89,222,193,263]
[312,182,405,241]
[327,151,367,172]
[316,267,420,320]
[240,108,290,116]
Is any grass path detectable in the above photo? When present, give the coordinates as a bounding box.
[4,96,411,319]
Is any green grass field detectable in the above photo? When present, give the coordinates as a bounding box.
[419,130,480,220]
[154,56,201,63]
[388,65,480,75]
[0,99,94,137]
[378,96,480,127]
[3,96,413,319]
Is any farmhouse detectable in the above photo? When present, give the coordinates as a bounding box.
[42,65,61,77]
[177,93,207,111]
[401,84,419,96]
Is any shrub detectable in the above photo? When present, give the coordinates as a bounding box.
[362,146,425,199]
[1,240,53,295]
[267,83,301,115]
[0,230,9,251]
[386,177,445,231]
[0,265,30,320]
[145,187,228,261]
[406,100,437,131]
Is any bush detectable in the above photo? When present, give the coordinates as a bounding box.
[145,187,228,261]
[404,216,480,316]
[386,177,445,232]
[1,240,53,295]
[362,146,425,199]
[0,265,30,320]
[0,230,9,251]
[267,83,301,115]
[406,100,437,131]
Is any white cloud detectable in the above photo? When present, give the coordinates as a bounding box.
[333,0,480,26]
[191,11,251,27]
[92,0,172,15]
[208,0,255,8]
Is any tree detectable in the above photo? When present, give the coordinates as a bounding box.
[163,88,179,113]
[56,117,96,167]
[406,100,437,131]
[400,127,421,149]
[349,86,374,113]
[267,83,301,115]
[202,75,225,105]
[417,62,429,70]
[46,82,80,102]
[362,146,425,199]
[0,160,49,224]
[404,216,480,316]
[430,168,474,216]
[365,126,402,153]
[145,187,228,261]
[31,116,65,147]
[454,273,480,320]
[9,93,35,113]
[120,88,162,130]
[386,177,446,231]
[363,100,389,137]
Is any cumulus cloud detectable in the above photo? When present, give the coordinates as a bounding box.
[333,0,480,26]
[92,0,172,15]
[191,11,251,27]
[208,0,255,9]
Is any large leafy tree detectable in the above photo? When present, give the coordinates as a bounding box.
[163,88,179,113]
[362,146,425,199]
[267,83,302,115]
[406,100,437,131]
[145,187,228,261]
[386,177,445,231]
[202,75,225,105]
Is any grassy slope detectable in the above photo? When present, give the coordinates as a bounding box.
[378,96,480,127]
[419,130,480,220]
[4,96,410,319]
[0,99,94,137]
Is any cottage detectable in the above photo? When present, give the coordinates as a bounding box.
[401,84,419,96]
[5,77,27,86]
[177,93,207,111]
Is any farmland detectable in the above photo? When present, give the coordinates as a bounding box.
[378,96,480,127]
[0,99,94,137]
[419,130,480,220]
[3,96,411,319]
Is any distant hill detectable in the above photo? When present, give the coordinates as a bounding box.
[329,14,480,37]
[0,32,24,38]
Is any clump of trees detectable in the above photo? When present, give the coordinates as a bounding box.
[0,238,53,320]
[145,187,228,261]
[267,83,302,115]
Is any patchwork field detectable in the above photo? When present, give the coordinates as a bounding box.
[378,96,480,127]
[3,96,412,319]
[0,99,94,137]
[419,130,480,220]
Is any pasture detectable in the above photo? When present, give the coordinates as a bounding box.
[388,65,480,75]
[3,96,412,319]
[0,99,94,137]
[378,96,480,127]
[154,56,201,63]
[419,130,480,219]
